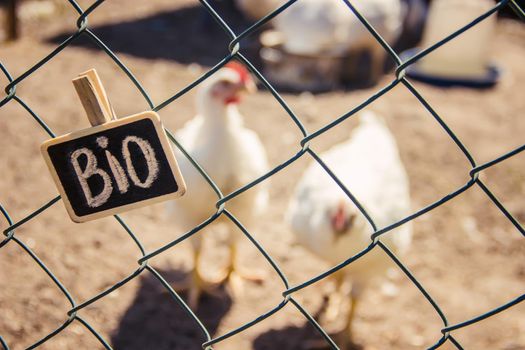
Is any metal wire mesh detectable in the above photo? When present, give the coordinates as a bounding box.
[1,0,524,349]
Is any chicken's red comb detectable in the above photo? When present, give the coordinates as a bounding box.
[225,61,250,83]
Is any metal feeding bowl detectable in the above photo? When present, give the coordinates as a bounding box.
[259,30,346,92]
[259,30,379,92]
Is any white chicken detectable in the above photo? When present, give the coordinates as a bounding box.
[273,0,405,81]
[168,62,269,308]
[286,111,412,348]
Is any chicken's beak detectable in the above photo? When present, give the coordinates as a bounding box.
[331,203,356,236]
[225,78,257,104]
[241,78,257,94]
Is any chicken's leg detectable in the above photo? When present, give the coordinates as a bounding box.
[324,271,347,322]
[336,283,362,350]
[302,272,350,350]
[170,238,222,309]
[214,232,266,296]
[187,248,209,309]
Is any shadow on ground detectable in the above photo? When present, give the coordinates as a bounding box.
[110,269,232,350]
[253,296,355,350]
[47,0,429,93]
[253,322,363,350]
[253,322,326,350]
[48,2,263,68]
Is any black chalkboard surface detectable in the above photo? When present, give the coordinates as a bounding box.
[41,112,185,222]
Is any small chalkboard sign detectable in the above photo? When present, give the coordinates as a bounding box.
[41,70,185,222]
[42,112,185,222]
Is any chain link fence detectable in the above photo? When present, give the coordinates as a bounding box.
[1,0,524,349]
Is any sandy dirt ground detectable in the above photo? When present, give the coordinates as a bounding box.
[0,1,524,349]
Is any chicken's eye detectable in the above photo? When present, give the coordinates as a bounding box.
[219,81,233,88]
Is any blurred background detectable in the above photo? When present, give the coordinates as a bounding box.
[0,0,524,349]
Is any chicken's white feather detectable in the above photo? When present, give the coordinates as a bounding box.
[287,111,411,283]
[274,0,404,56]
[168,68,269,248]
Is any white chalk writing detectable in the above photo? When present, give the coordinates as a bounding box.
[71,148,113,208]
[122,136,159,188]
[105,150,129,193]
[70,135,161,208]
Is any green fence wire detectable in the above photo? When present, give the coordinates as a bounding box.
[1,0,524,349]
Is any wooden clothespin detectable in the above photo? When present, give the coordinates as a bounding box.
[72,69,116,126]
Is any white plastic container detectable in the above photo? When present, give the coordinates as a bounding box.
[417,0,496,78]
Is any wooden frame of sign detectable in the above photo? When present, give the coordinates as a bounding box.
[41,111,186,222]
